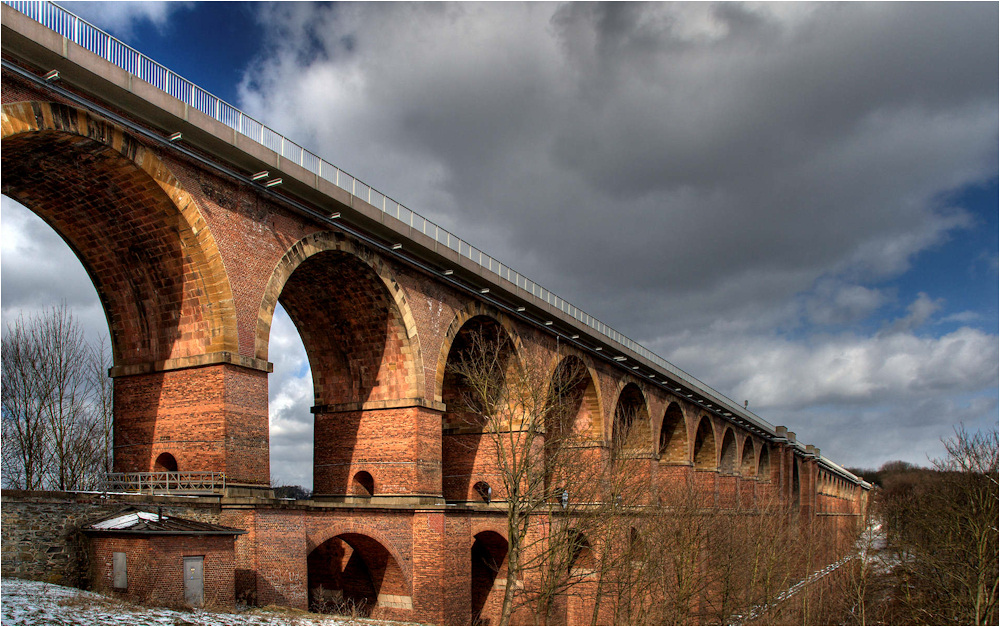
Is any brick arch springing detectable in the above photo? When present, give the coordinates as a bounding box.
[255,231,424,404]
[1,101,238,365]
[719,427,738,475]
[612,382,652,454]
[692,416,717,470]
[434,301,524,404]
[658,401,689,463]
[740,437,757,477]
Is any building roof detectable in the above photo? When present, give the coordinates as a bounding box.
[82,510,246,536]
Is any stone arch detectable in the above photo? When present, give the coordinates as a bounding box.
[545,354,604,441]
[440,311,521,502]
[1,101,238,366]
[658,401,689,463]
[758,446,771,480]
[740,437,756,477]
[611,382,652,455]
[719,428,738,475]
[471,530,509,624]
[434,301,524,403]
[256,231,424,402]
[692,416,717,470]
[307,531,411,616]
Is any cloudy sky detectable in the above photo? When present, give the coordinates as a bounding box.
[2,2,997,487]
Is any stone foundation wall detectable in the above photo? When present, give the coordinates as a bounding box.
[0,490,222,587]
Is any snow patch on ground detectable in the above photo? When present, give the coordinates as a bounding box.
[0,578,393,626]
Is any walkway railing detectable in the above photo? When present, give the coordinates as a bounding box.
[104,471,227,494]
[2,0,782,438]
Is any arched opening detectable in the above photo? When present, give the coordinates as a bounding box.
[153,453,178,472]
[441,315,516,502]
[692,416,717,470]
[758,446,771,480]
[2,102,244,483]
[471,531,508,625]
[740,438,756,477]
[719,428,738,475]
[658,402,688,463]
[612,383,650,457]
[568,530,595,573]
[627,527,644,560]
[307,533,409,617]
[352,472,374,497]
[543,355,601,498]
[259,234,421,497]
[474,481,492,503]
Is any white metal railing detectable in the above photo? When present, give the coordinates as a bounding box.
[104,471,227,493]
[3,0,778,437]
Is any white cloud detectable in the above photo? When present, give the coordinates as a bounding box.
[59,2,190,39]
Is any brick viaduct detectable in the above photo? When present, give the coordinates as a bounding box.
[2,4,869,624]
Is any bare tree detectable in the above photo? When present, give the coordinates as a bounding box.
[1,305,113,491]
[448,332,604,624]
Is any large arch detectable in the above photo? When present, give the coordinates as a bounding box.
[256,231,424,403]
[545,354,604,441]
[1,101,238,366]
[434,301,523,404]
[257,233,427,496]
[543,354,604,501]
[692,416,717,470]
[440,312,520,502]
[307,532,411,617]
[658,402,689,464]
[2,101,253,480]
[611,382,652,456]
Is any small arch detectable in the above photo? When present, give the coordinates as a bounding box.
[719,428,738,475]
[612,382,651,456]
[758,446,771,480]
[352,471,374,497]
[692,416,717,470]
[740,437,756,477]
[153,453,177,472]
[474,481,493,503]
[568,530,595,572]
[628,527,645,559]
[658,402,689,463]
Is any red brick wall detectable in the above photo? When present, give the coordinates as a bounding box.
[89,534,237,608]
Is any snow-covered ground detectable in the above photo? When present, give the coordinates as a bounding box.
[0,578,397,626]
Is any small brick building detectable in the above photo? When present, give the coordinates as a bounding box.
[82,510,245,609]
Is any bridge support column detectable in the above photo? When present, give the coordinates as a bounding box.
[411,510,471,625]
[313,401,444,500]
[113,362,270,486]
